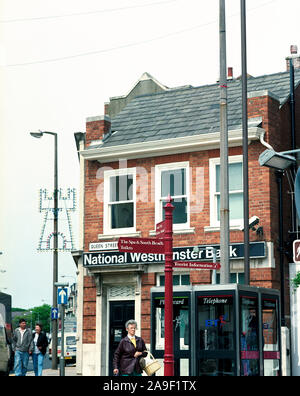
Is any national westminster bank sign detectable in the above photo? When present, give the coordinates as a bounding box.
[83,241,266,267]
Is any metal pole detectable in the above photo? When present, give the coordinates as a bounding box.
[52,133,58,370]
[276,171,286,326]
[241,0,250,285]
[289,58,297,235]
[212,248,217,284]
[60,304,65,376]
[219,0,230,284]
[163,195,174,376]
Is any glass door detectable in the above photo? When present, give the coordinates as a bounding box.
[239,294,260,376]
[261,296,281,376]
[151,292,191,376]
[196,292,236,376]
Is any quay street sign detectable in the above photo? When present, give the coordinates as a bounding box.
[83,241,266,268]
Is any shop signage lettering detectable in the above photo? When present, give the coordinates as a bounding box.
[83,242,265,267]
[159,298,185,306]
[202,297,228,305]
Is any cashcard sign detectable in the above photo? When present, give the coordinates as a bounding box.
[83,241,266,267]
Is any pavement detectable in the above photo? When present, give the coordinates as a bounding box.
[10,364,78,376]
[26,364,77,376]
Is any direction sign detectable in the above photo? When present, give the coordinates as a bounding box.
[118,237,165,254]
[293,240,300,264]
[51,307,59,320]
[174,261,221,270]
[156,220,166,238]
[57,287,68,305]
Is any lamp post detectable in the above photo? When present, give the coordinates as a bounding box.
[259,147,300,326]
[30,130,58,370]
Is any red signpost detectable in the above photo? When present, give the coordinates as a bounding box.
[163,197,174,376]
[118,201,220,377]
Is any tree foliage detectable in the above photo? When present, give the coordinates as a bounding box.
[292,271,300,291]
[12,304,51,333]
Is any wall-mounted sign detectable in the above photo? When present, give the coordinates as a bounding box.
[89,242,118,251]
[83,242,266,267]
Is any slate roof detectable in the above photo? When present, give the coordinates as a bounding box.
[93,69,300,149]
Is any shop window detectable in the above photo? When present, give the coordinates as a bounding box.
[216,272,244,285]
[158,274,190,286]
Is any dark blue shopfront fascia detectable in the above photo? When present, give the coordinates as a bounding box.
[83,242,266,267]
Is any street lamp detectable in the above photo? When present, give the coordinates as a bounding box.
[259,147,300,326]
[30,130,58,370]
[259,149,297,170]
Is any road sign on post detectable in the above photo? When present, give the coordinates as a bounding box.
[118,237,165,254]
[156,220,166,238]
[57,287,68,305]
[174,261,221,270]
[293,240,300,263]
[51,307,59,320]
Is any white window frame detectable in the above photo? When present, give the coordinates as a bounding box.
[155,162,190,231]
[209,155,243,227]
[103,167,136,235]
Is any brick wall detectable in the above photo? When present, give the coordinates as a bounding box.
[83,276,96,343]
[82,86,300,342]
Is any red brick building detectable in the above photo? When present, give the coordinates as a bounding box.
[72,60,300,376]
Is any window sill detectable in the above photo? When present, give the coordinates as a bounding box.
[98,231,141,240]
[149,227,195,236]
[204,225,242,233]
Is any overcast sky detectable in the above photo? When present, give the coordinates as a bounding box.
[1,0,299,308]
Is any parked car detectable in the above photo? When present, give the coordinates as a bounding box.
[0,312,13,376]
[49,332,76,364]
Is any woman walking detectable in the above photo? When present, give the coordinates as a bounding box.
[113,319,147,376]
[32,323,49,376]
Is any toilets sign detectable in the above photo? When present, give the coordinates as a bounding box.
[83,242,266,267]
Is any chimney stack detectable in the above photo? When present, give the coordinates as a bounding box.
[286,45,300,71]
[85,115,111,147]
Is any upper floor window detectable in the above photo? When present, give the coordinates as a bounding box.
[209,155,243,227]
[103,168,136,234]
[155,162,190,230]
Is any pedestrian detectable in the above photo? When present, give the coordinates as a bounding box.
[12,318,34,376]
[113,319,147,376]
[32,323,49,376]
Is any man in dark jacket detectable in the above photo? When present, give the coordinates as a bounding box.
[113,320,147,376]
